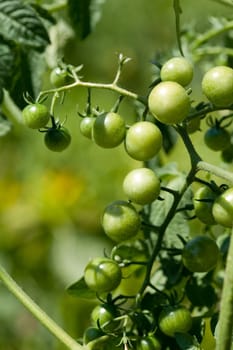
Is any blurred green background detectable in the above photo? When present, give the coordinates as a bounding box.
[0,1,232,349]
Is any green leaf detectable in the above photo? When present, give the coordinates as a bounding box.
[67,0,106,39]
[0,0,50,51]
[175,333,200,349]
[0,112,12,136]
[67,277,97,299]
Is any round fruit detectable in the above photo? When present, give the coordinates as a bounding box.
[193,185,217,225]
[83,327,104,345]
[123,168,160,205]
[160,57,193,86]
[148,81,190,125]
[50,67,70,87]
[137,335,162,350]
[91,304,121,331]
[212,187,233,228]
[202,66,233,107]
[124,121,162,161]
[158,305,192,337]
[22,103,50,129]
[84,257,122,293]
[102,200,140,242]
[92,112,126,148]
[44,126,71,152]
[182,235,219,273]
[221,143,233,163]
[204,126,231,151]
[80,117,95,139]
[186,116,201,134]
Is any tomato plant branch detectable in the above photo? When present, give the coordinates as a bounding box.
[197,161,233,184]
[38,78,147,105]
[0,264,85,350]
[190,20,233,50]
[216,228,233,350]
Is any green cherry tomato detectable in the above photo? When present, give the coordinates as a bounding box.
[22,103,50,129]
[160,57,194,87]
[50,67,71,88]
[204,126,231,151]
[158,305,192,337]
[202,66,233,107]
[148,81,191,125]
[124,121,162,161]
[221,143,233,163]
[137,335,162,350]
[186,116,201,134]
[102,200,141,242]
[123,168,160,205]
[44,126,71,152]
[193,185,217,225]
[91,304,121,332]
[80,117,95,139]
[92,112,126,148]
[212,187,233,228]
[84,257,122,293]
[182,235,219,273]
[83,327,104,345]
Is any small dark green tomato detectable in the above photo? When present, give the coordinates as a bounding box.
[44,127,71,152]
[137,335,162,350]
[158,305,192,337]
[50,67,70,87]
[92,112,126,148]
[102,200,141,242]
[204,126,231,151]
[212,187,233,228]
[182,235,219,273]
[193,185,217,225]
[91,304,121,331]
[80,117,95,139]
[84,257,122,293]
[221,143,233,163]
[83,327,104,345]
[22,103,50,129]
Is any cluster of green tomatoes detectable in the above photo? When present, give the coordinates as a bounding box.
[21,56,233,349]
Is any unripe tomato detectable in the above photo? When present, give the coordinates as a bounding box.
[102,200,141,242]
[124,121,162,161]
[160,57,193,87]
[204,126,231,151]
[50,67,71,88]
[212,187,233,227]
[148,81,190,125]
[92,112,126,148]
[202,66,233,107]
[80,117,95,139]
[137,335,162,350]
[44,126,71,152]
[158,305,192,337]
[182,235,219,273]
[22,103,50,129]
[84,257,122,293]
[83,327,104,345]
[193,185,217,225]
[123,168,160,205]
[91,304,121,331]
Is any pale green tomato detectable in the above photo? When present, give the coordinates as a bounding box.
[102,200,140,242]
[202,66,233,107]
[124,121,162,161]
[160,57,193,86]
[80,117,95,139]
[123,168,160,205]
[212,187,233,228]
[148,81,191,124]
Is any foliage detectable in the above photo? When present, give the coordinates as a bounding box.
[0,1,233,350]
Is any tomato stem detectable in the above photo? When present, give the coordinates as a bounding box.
[216,228,233,350]
[0,264,84,350]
